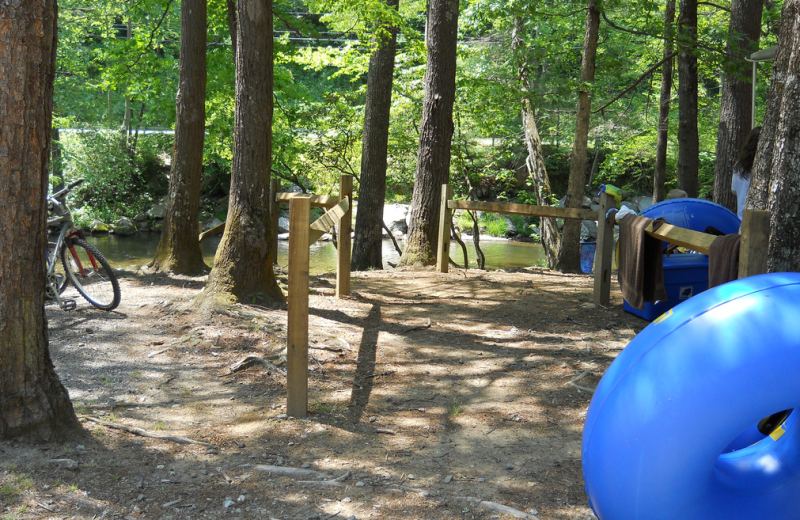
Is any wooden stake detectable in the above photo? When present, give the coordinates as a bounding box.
[593,192,613,306]
[287,195,311,418]
[337,175,352,298]
[739,209,770,279]
[436,184,453,273]
[270,177,279,265]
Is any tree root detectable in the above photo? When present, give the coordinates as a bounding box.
[81,416,217,448]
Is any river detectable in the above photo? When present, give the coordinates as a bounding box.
[85,233,549,274]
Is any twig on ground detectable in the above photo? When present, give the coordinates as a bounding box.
[403,318,431,333]
[228,355,286,374]
[568,382,595,394]
[454,496,539,519]
[364,370,395,379]
[81,417,216,448]
[566,370,590,385]
[309,344,344,352]
[376,429,396,435]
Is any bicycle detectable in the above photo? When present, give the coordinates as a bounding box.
[46,179,121,311]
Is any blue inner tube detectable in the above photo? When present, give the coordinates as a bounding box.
[582,273,800,520]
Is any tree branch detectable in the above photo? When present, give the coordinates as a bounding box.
[593,52,676,114]
[698,1,731,12]
[601,11,656,38]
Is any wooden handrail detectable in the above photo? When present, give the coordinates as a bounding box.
[447,199,598,221]
[277,192,340,208]
[644,222,716,255]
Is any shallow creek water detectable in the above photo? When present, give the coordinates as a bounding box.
[86,233,548,275]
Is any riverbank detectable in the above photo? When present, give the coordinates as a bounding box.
[2,266,645,520]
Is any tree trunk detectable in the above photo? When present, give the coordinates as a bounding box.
[226,0,237,61]
[51,127,65,192]
[150,0,208,275]
[351,0,399,271]
[0,0,80,441]
[400,0,459,266]
[677,0,699,197]
[513,17,561,268]
[200,0,284,306]
[555,0,600,274]
[653,0,676,203]
[747,0,800,273]
[712,0,763,211]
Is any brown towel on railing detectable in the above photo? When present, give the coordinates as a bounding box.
[617,214,668,310]
[708,234,741,288]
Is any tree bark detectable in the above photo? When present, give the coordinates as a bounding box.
[400,0,459,266]
[150,0,208,275]
[351,0,400,271]
[677,0,699,197]
[226,0,237,61]
[555,0,600,274]
[513,17,561,268]
[712,0,763,211]
[747,0,800,273]
[653,0,676,203]
[0,0,81,441]
[200,0,284,306]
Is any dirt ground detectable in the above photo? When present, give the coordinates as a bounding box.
[1,265,649,520]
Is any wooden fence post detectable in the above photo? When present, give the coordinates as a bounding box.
[270,177,280,265]
[738,209,770,279]
[287,195,311,418]
[337,175,352,298]
[436,184,453,273]
[593,192,613,306]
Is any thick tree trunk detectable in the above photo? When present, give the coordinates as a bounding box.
[0,0,80,441]
[400,0,459,266]
[351,0,399,271]
[151,0,208,275]
[513,17,561,268]
[677,0,699,197]
[712,0,763,211]
[653,0,676,203]
[555,0,600,274]
[226,0,237,61]
[200,0,284,306]
[747,0,800,272]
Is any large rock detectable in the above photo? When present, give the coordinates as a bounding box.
[383,204,409,235]
[581,220,598,241]
[557,195,593,208]
[202,217,224,232]
[114,217,137,236]
[147,203,166,219]
[632,195,654,213]
[90,220,110,234]
[278,217,289,233]
[505,218,518,237]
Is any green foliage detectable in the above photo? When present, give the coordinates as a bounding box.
[58,130,171,224]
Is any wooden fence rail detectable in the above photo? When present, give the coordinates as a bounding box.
[437,184,615,306]
[437,183,770,307]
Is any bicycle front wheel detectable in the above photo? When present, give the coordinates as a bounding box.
[47,241,69,296]
[61,238,121,310]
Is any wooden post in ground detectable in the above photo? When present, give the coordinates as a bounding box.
[738,209,770,279]
[436,184,453,273]
[336,175,352,298]
[287,195,311,418]
[269,177,280,265]
[593,192,613,306]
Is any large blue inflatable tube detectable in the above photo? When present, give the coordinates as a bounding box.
[582,273,800,520]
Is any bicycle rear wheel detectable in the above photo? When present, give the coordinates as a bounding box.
[46,241,69,297]
[61,238,121,310]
